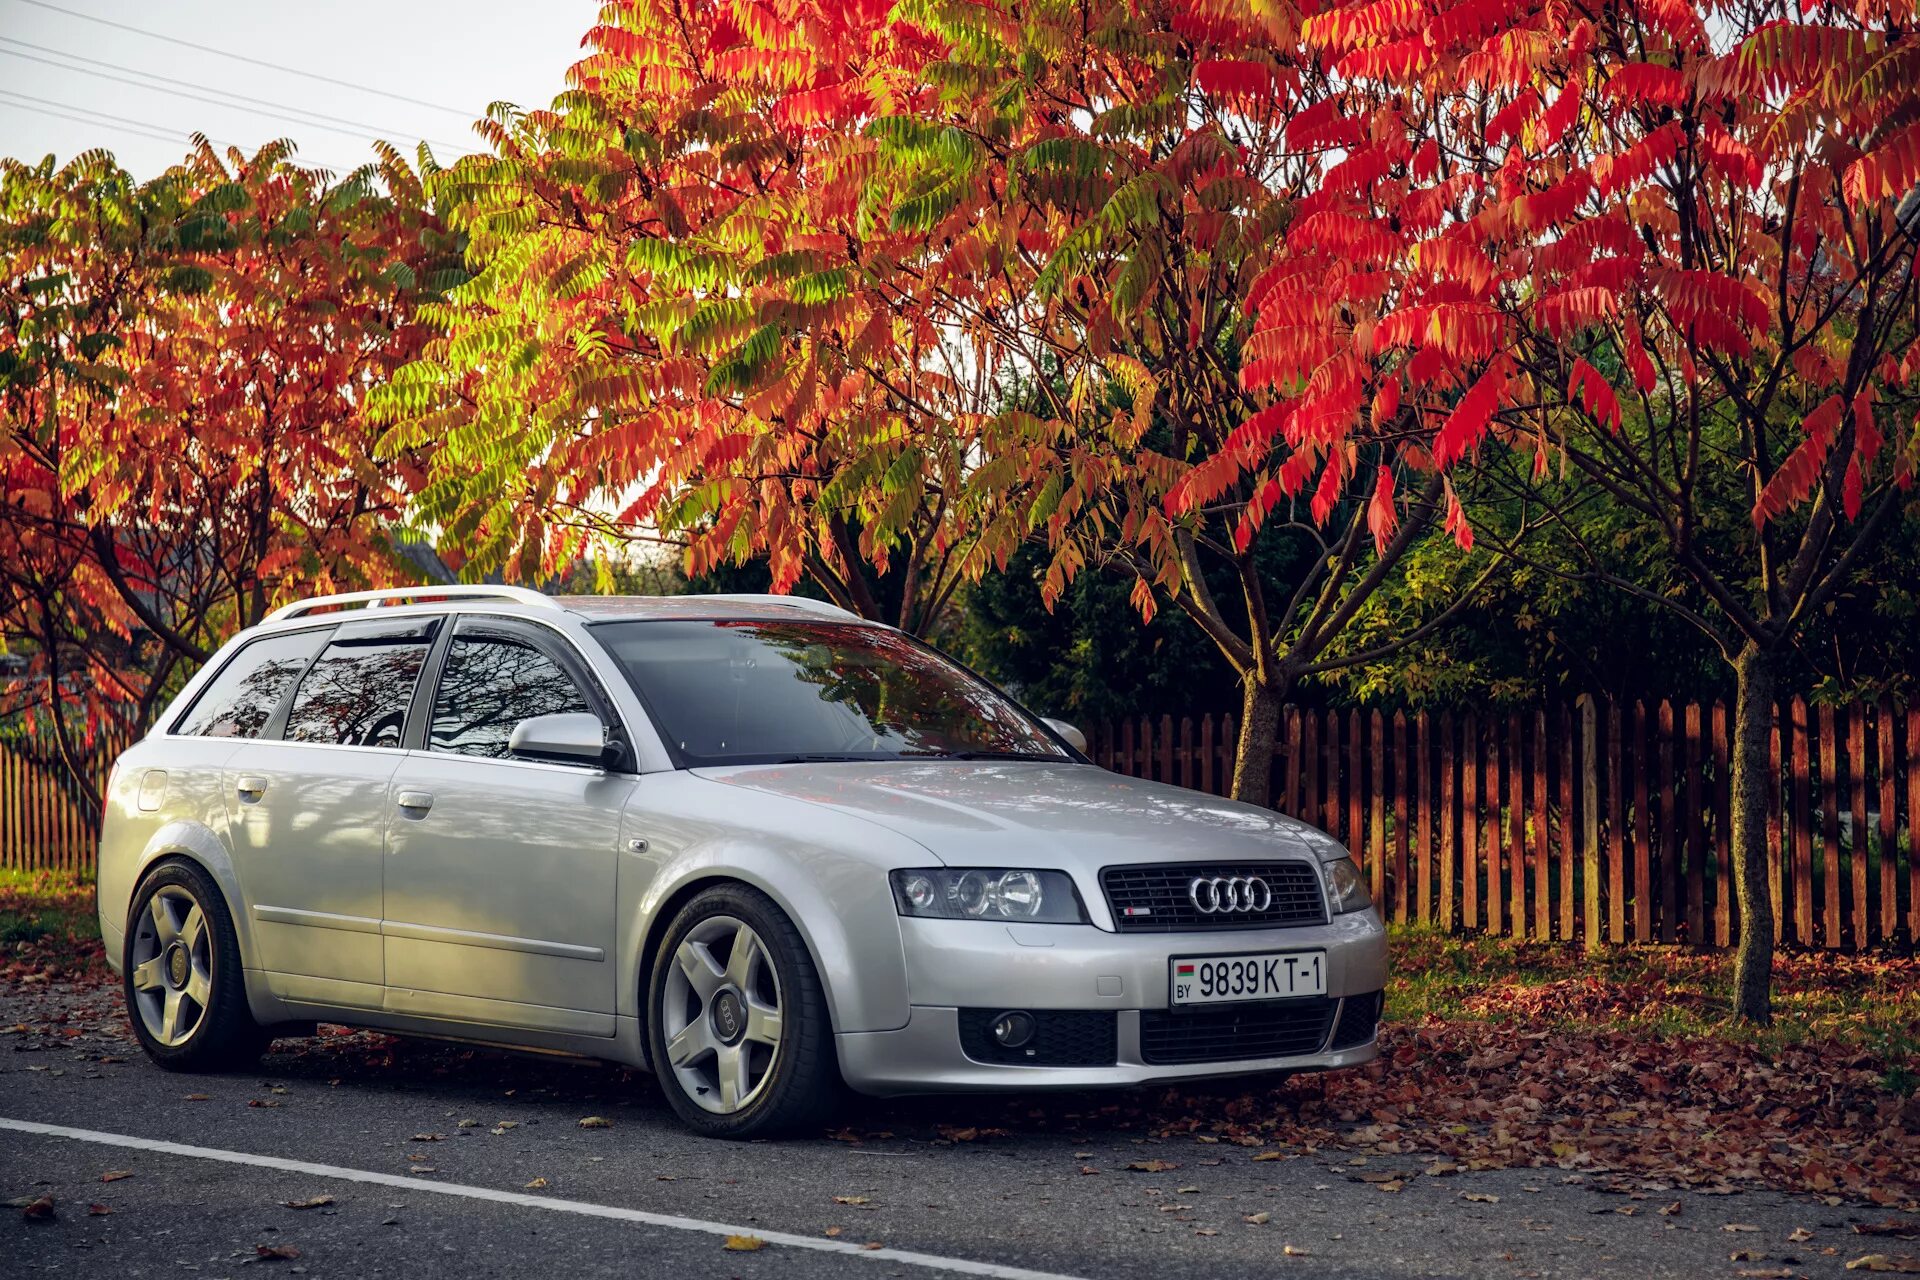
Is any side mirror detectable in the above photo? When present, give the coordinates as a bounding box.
[508,712,618,767]
[1041,717,1088,755]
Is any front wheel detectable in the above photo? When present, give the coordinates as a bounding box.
[645,885,841,1138]
[124,861,268,1071]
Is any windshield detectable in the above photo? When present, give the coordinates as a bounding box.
[591,619,1072,767]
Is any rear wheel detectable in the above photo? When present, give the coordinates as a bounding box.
[124,861,268,1071]
[646,885,840,1138]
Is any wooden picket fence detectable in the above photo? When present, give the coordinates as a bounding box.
[1092,697,1920,950]
[5,699,1919,950]
[0,729,127,875]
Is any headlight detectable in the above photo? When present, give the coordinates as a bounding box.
[889,869,1088,923]
[1323,856,1372,914]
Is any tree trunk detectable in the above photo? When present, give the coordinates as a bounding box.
[1729,641,1776,1024]
[1231,674,1283,807]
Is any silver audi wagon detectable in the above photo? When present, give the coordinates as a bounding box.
[98,588,1387,1137]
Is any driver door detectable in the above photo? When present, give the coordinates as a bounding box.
[381,616,632,1037]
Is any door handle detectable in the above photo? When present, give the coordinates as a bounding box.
[396,790,435,814]
[235,775,268,800]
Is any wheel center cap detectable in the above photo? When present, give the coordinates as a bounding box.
[165,942,189,989]
[710,989,746,1045]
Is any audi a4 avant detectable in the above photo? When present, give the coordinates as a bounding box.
[98,587,1387,1137]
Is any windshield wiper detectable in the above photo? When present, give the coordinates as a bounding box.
[767,753,876,764]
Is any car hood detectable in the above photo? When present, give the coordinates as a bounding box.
[691,761,1342,870]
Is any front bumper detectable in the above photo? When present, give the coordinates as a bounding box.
[835,908,1388,1095]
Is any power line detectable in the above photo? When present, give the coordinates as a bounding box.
[0,38,472,153]
[0,45,468,153]
[0,88,353,173]
[0,91,186,146]
[9,0,475,117]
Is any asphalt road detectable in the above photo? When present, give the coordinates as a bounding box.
[0,975,1889,1280]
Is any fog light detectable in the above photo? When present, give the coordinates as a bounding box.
[990,1011,1035,1049]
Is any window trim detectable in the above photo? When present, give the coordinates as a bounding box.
[167,623,339,740]
[416,614,632,771]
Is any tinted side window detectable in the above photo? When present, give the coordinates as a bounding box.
[283,641,429,748]
[429,634,592,758]
[174,630,328,739]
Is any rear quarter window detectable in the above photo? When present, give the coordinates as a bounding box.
[173,630,330,739]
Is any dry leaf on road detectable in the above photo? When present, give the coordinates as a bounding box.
[723,1235,767,1251]
[577,1116,613,1129]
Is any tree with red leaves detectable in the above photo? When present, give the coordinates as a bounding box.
[863,0,1523,803]
[375,0,1017,635]
[1,141,457,802]
[1299,0,1920,1017]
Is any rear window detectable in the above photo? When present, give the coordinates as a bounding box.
[283,638,430,749]
[173,630,329,739]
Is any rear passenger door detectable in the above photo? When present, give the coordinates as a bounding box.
[381,616,633,1037]
[223,615,438,1010]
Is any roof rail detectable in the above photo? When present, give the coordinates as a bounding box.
[699,593,861,620]
[265,585,558,622]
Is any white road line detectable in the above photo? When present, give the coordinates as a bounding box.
[0,1116,1088,1280]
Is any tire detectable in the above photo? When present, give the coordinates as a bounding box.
[645,884,841,1138]
[123,860,269,1071]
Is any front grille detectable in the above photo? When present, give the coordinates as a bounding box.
[1101,861,1327,932]
[1329,990,1383,1049]
[1140,999,1336,1065]
[957,1009,1118,1067]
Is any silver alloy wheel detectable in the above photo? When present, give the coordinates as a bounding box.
[129,884,213,1047]
[660,914,783,1114]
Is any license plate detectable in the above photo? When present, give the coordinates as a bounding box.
[1170,951,1326,1005]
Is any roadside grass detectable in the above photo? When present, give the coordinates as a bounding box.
[0,868,106,980]
[1388,924,1920,1083]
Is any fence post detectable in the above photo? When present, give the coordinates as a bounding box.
[1579,696,1601,947]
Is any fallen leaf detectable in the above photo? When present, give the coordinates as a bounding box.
[1282,1244,1309,1257]
[833,1195,871,1206]
[1177,1185,1201,1194]
[21,1194,54,1221]
[525,1178,549,1190]
[87,1203,110,1216]
[248,1099,280,1108]
[1194,1227,1219,1237]
[1725,1223,1762,1233]
[1737,1269,1795,1279]
[1078,1166,1099,1176]
[1847,1257,1920,1274]
[862,1241,884,1250]
[1462,1192,1501,1204]
[1790,1228,1815,1243]
[493,1120,520,1130]
[1857,1223,1920,1239]
[254,1244,301,1261]
[183,1093,209,1102]
[577,1116,612,1129]
[410,1133,442,1142]
[824,1227,844,1238]
[100,1170,132,1183]
[1730,1248,1767,1262]
[1659,1201,1683,1216]
[283,1195,334,1210]
[1252,1152,1284,1163]
[1245,1211,1271,1225]
[723,1235,766,1252]
[1128,1160,1178,1173]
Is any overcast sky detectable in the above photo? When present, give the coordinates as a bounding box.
[0,0,597,177]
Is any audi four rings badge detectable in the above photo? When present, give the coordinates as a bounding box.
[1188,875,1273,913]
